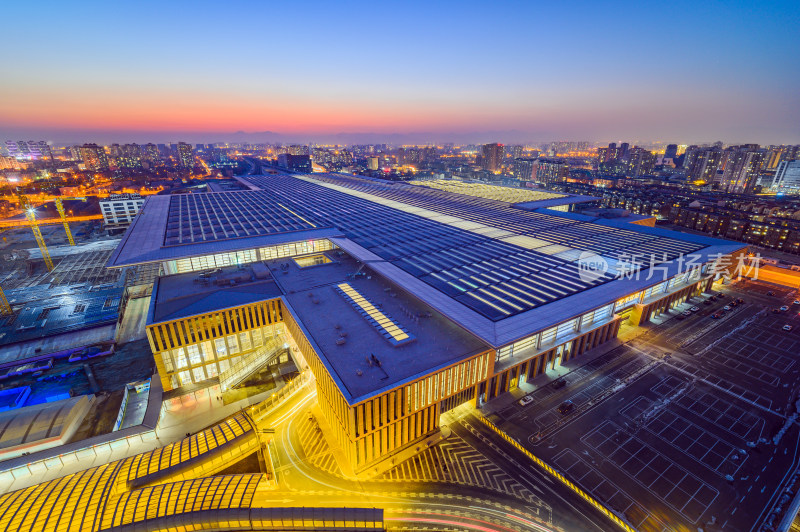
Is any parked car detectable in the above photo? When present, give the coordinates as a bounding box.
[737,298,744,304]
[703,300,712,306]
[773,309,782,313]
[676,314,685,320]
[781,306,789,312]
[793,300,800,305]
[553,378,567,390]
[767,291,775,296]
[691,306,700,312]
[783,325,793,331]
[557,401,575,415]
[723,305,731,311]
[711,312,722,319]
[682,310,692,316]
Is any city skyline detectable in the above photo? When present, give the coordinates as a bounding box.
[2,0,799,144]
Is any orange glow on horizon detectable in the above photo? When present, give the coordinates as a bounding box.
[0,89,533,134]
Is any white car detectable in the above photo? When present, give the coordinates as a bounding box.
[783,325,793,331]
[723,305,731,311]
[781,306,789,312]
[519,395,534,406]
[690,306,700,312]
[793,300,800,305]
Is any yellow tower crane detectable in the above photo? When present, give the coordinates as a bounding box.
[18,194,54,271]
[54,196,86,246]
[0,287,11,315]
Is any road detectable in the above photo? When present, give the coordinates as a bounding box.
[246,379,621,532]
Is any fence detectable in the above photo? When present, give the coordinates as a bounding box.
[478,413,638,532]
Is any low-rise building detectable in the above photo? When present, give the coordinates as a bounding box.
[100,193,144,227]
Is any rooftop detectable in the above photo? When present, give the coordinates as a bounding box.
[148,262,282,323]
[116,172,747,347]
[274,251,489,402]
[106,192,342,267]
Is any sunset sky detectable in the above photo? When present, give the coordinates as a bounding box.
[2,0,799,144]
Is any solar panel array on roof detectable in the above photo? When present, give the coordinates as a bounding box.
[408,179,565,203]
[235,176,627,320]
[204,174,707,321]
[163,191,321,246]
[298,173,703,263]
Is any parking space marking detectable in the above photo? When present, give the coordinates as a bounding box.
[673,390,765,442]
[581,421,719,524]
[553,448,672,532]
[620,399,747,477]
[665,360,774,410]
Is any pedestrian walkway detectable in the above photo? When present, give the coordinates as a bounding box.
[0,382,280,494]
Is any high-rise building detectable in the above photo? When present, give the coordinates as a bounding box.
[0,156,23,170]
[480,143,504,172]
[531,158,568,185]
[719,146,764,194]
[277,153,312,173]
[513,157,538,181]
[143,143,160,164]
[627,147,657,177]
[209,148,229,164]
[80,143,110,171]
[177,142,194,169]
[664,144,678,160]
[509,145,524,160]
[763,145,800,170]
[597,142,622,163]
[687,147,723,183]
[289,145,310,156]
[771,160,800,193]
[109,143,123,159]
[367,156,379,171]
[4,140,52,161]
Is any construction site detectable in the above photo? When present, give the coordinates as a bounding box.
[0,192,298,467]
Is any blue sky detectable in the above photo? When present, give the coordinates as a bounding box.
[1,0,798,144]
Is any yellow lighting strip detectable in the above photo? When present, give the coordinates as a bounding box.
[337,283,410,342]
[277,202,317,228]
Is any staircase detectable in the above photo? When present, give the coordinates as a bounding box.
[219,337,285,392]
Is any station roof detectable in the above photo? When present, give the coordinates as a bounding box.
[122,172,746,348]
[275,252,489,402]
[106,192,341,267]
[148,262,282,323]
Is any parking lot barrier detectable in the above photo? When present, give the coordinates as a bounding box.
[477,413,638,532]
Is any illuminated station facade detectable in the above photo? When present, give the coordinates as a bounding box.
[107,173,745,474]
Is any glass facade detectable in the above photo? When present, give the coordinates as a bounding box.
[165,238,335,274]
[147,299,285,391]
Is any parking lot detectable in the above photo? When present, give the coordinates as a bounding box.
[652,280,800,413]
[488,279,800,532]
